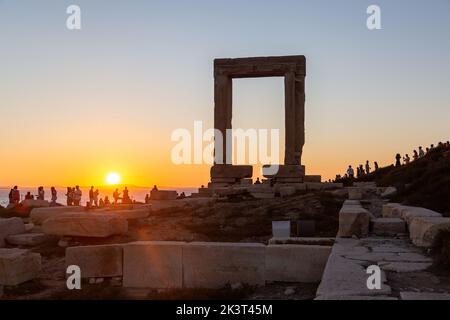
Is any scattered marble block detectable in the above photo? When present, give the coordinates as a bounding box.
[400,206,442,225]
[381,203,403,218]
[400,292,450,300]
[409,216,450,248]
[21,199,49,208]
[381,186,397,198]
[30,206,84,225]
[6,233,52,246]
[93,208,150,220]
[0,248,41,286]
[66,244,123,278]
[262,164,305,178]
[272,221,291,238]
[42,213,128,238]
[183,242,265,288]
[337,206,371,238]
[372,218,406,236]
[347,188,363,200]
[0,218,26,247]
[123,241,184,289]
[211,164,253,179]
[265,244,331,283]
[150,190,178,200]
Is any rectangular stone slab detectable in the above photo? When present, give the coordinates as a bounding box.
[210,164,252,178]
[266,244,332,283]
[30,206,85,225]
[66,244,123,278]
[123,241,184,289]
[6,233,52,246]
[42,213,128,237]
[183,242,265,288]
[0,217,26,247]
[0,248,41,286]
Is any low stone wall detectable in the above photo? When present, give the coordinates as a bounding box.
[65,240,332,289]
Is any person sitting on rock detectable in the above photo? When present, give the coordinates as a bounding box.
[99,198,105,207]
[104,196,111,206]
[25,192,33,200]
[122,187,131,204]
[152,185,158,192]
[254,177,261,185]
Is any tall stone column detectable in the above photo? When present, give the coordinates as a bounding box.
[284,72,296,165]
[294,74,305,165]
[214,75,232,164]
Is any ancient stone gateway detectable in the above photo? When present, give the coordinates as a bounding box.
[211,55,316,185]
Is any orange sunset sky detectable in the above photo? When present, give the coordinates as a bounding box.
[1,1,449,188]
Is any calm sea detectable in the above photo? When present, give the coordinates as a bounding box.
[0,186,197,207]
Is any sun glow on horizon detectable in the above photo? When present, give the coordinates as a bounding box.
[106,172,121,185]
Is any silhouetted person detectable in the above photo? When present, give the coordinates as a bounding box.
[152,185,158,192]
[359,165,364,177]
[66,187,73,206]
[89,186,95,206]
[418,146,425,157]
[403,154,410,165]
[374,161,379,171]
[50,187,57,205]
[94,189,99,207]
[37,186,45,200]
[426,147,429,154]
[365,160,371,174]
[254,177,261,185]
[347,165,354,179]
[413,150,419,161]
[25,192,33,200]
[122,187,130,204]
[73,186,82,206]
[99,198,105,207]
[145,194,150,204]
[113,188,121,204]
[395,153,401,167]
[104,196,111,206]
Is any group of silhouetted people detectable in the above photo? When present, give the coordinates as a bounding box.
[8,186,59,206]
[343,160,379,180]
[395,141,450,167]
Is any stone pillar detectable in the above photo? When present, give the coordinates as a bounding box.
[214,75,232,164]
[294,75,305,165]
[284,72,297,165]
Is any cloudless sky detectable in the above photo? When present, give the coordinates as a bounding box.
[1,0,449,187]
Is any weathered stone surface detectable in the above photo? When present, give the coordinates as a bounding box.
[42,213,128,238]
[304,175,321,183]
[266,244,331,283]
[400,206,442,225]
[400,291,450,300]
[0,218,26,247]
[378,261,432,273]
[279,186,296,197]
[6,233,52,246]
[183,242,265,288]
[0,248,41,286]
[272,221,291,238]
[94,208,150,220]
[305,182,323,190]
[262,164,305,178]
[268,237,335,246]
[381,186,397,198]
[150,190,178,201]
[372,218,406,236]
[337,206,371,238]
[381,203,403,218]
[21,199,49,208]
[347,188,362,200]
[344,200,361,206]
[30,206,84,225]
[211,165,252,178]
[123,241,184,289]
[316,238,392,298]
[409,216,450,247]
[66,245,123,278]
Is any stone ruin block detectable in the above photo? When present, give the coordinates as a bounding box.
[150,190,178,200]
[347,187,363,200]
[337,205,372,238]
[372,218,406,236]
[42,213,128,238]
[6,233,52,246]
[183,242,265,288]
[66,244,123,278]
[265,244,332,283]
[210,164,252,179]
[279,186,296,197]
[0,217,26,247]
[30,206,85,225]
[123,241,184,289]
[0,248,41,286]
[272,221,291,238]
[409,216,450,248]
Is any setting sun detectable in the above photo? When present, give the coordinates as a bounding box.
[106,172,121,185]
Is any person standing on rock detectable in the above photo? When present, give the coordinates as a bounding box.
[50,187,57,205]
[413,150,419,161]
[365,160,371,174]
[94,189,99,207]
[418,146,425,157]
[10,186,20,205]
[89,186,95,206]
[395,153,402,167]
[347,165,354,179]
[374,161,379,171]
[113,188,121,204]
[65,187,73,206]
[403,154,410,165]
[37,186,45,200]
[73,186,82,206]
